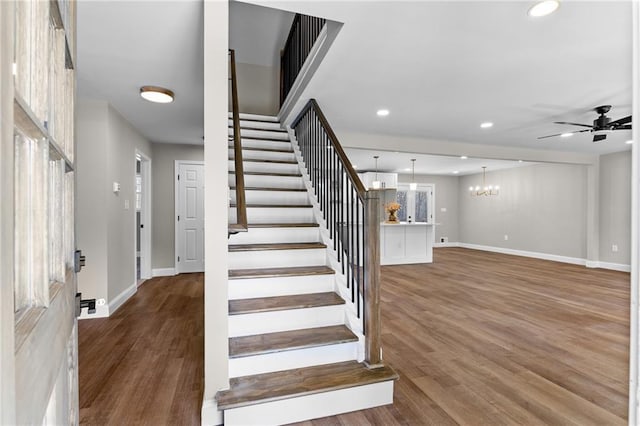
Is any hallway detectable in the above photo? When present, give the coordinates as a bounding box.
[78,273,204,425]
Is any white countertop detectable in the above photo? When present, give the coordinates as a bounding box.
[380,221,435,226]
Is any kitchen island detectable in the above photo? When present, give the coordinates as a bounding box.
[380,222,435,265]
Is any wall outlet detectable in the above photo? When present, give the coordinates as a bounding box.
[113,182,120,193]
[504,234,509,241]
[124,199,130,210]
[440,207,447,212]
[612,244,619,252]
[96,298,106,306]
[440,237,449,243]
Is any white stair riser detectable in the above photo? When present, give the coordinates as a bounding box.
[230,190,309,206]
[229,148,295,162]
[223,381,395,426]
[228,248,326,269]
[229,305,344,337]
[229,207,315,223]
[229,342,358,378]
[228,175,305,189]
[229,161,300,174]
[231,139,292,151]
[229,112,279,122]
[227,227,318,245]
[230,129,289,141]
[228,119,283,130]
[228,274,334,300]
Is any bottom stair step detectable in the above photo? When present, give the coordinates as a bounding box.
[216,360,398,411]
[229,325,358,358]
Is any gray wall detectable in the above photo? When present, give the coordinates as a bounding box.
[599,151,631,264]
[233,62,279,116]
[76,100,152,305]
[458,163,588,259]
[397,173,459,243]
[151,143,204,269]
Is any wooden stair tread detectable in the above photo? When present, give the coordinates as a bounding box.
[230,187,307,192]
[228,265,334,279]
[247,223,319,228]
[230,203,312,208]
[216,361,398,410]
[229,325,357,359]
[229,171,301,177]
[229,242,326,252]
[229,292,344,315]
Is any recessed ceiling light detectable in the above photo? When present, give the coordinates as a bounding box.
[353,165,358,169]
[480,122,493,129]
[140,86,174,103]
[560,132,573,138]
[518,160,524,163]
[460,156,468,160]
[403,168,411,172]
[377,109,390,117]
[452,171,460,174]
[528,0,560,17]
[626,140,634,145]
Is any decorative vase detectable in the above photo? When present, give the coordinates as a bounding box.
[386,209,399,223]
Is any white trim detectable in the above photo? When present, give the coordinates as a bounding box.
[593,262,632,273]
[434,242,459,248]
[109,282,137,315]
[78,304,109,320]
[175,160,205,274]
[458,243,586,266]
[135,150,152,280]
[152,268,176,277]
[201,397,223,426]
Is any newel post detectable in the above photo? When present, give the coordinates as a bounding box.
[364,190,383,368]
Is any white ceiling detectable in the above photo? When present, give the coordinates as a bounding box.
[345,148,534,176]
[230,2,295,67]
[77,0,634,156]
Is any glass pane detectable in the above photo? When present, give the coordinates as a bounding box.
[415,191,429,222]
[396,190,408,222]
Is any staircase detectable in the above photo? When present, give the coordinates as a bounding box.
[221,113,397,425]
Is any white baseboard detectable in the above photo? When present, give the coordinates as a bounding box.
[152,267,176,277]
[202,397,223,426]
[78,304,109,320]
[109,282,137,315]
[454,243,630,272]
[434,242,460,248]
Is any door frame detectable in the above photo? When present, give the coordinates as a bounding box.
[174,160,205,274]
[136,150,152,281]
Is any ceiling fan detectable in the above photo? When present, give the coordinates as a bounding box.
[538,105,632,142]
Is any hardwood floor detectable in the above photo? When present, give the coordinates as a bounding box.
[296,247,630,425]
[79,248,629,425]
[78,273,204,425]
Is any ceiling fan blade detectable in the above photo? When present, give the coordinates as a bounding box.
[554,121,593,128]
[537,129,591,140]
[615,124,632,130]
[608,115,632,127]
[593,134,607,142]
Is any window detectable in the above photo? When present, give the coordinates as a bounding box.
[396,183,434,223]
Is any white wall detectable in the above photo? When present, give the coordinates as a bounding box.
[203,2,230,424]
[151,143,204,269]
[599,151,632,265]
[233,62,279,116]
[76,99,152,310]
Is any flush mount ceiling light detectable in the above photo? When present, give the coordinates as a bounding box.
[480,122,494,129]
[528,0,560,17]
[377,109,390,117]
[140,86,174,103]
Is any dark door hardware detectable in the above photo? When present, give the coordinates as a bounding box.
[75,292,96,317]
[74,250,86,272]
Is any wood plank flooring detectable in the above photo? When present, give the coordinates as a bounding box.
[78,273,204,425]
[295,247,630,425]
[79,248,629,425]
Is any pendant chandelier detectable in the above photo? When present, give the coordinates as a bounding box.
[409,159,417,191]
[372,155,381,189]
[469,166,499,196]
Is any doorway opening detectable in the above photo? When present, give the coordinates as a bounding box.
[136,151,152,285]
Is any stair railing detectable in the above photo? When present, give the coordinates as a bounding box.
[228,49,247,234]
[292,99,382,368]
[280,14,326,106]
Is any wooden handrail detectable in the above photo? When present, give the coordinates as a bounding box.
[229,49,247,233]
[291,99,382,369]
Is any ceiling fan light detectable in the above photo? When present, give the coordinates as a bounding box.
[140,86,174,103]
[528,0,560,17]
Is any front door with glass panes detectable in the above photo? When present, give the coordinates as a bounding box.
[396,183,435,224]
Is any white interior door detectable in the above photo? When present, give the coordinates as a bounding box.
[176,162,205,273]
